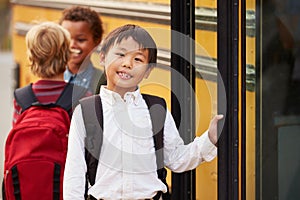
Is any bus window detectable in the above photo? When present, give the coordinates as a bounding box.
[258,0,300,199]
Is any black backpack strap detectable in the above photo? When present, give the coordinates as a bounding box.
[79,95,103,193]
[2,177,6,200]
[56,83,87,111]
[90,68,106,95]
[11,166,21,200]
[142,94,166,168]
[14,84,38,111]
[53,163,61,200]
[14,83,87,114]
[142,94,170,200]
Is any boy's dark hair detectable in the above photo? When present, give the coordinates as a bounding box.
[100,24,157,67]
[59,6,103,44]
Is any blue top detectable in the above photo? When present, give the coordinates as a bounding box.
[64,63,105,94]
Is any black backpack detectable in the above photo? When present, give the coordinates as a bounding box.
[80,94,171,200]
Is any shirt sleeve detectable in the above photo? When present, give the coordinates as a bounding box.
[63,105,87,200]
[12,99,22,127]
[163,110,217,172]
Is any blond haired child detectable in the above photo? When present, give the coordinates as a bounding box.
[13,22,73,124]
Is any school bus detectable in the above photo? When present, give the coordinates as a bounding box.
[9,0,300,200]
[9,0,254,199]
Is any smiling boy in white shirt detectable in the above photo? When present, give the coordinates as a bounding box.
[63,24,223,200]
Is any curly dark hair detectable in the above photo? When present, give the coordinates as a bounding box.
[59,6,104,44]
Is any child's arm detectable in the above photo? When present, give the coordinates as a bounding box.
[63,105,87,200]
[163,112,223,172]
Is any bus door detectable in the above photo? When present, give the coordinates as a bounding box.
[257,0,300,199]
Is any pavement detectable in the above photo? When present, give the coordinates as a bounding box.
[0,51,14,200]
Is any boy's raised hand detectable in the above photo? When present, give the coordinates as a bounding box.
[208,114,224,146]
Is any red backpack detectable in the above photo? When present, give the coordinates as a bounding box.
[3,83,86,200]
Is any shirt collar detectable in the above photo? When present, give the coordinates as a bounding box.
[64,63,94,81]
[64,68,74,82]
[100,86,141,106]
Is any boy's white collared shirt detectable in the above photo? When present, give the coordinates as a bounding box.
[63,86,217,200]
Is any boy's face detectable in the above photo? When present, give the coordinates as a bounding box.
[61,20,98,72]
[103,37,153,95]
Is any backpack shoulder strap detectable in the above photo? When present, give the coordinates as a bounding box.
[14,83,87,113]
[79,95,103,187]
[142,94,166,168]
[14,84,38,111]
[56,83,88,111]
[142,94,170,200]
[91,68,106,95]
